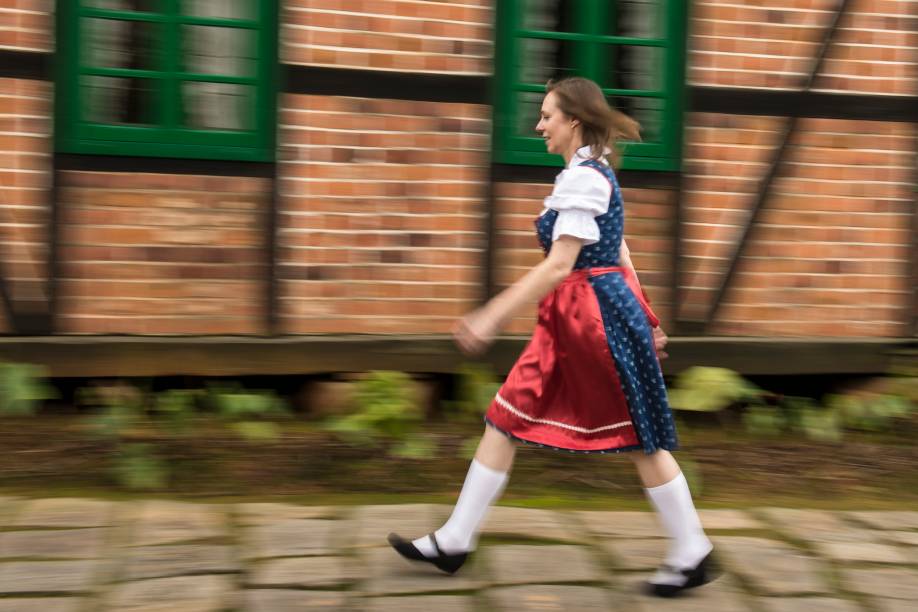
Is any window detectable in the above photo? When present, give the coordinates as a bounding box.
[493,0,687,171]
[55,0,277,162]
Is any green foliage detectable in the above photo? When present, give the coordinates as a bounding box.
[114,443,168,490]
[323,371,433,458]
[667,367,765,412]
[0,362,56,416]
[208,384,290,442]
[742,405,786,436]
[76,383,171,489]
[77,384,146,440]
[443,363,501,424]
[154,389,202,436]
[827,392,914,433]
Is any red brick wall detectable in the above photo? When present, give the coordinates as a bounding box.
[689,0,918,95]
[681,114,915,337]
[282,0,493,74]
[684,0,918,337]
[0,78,53,328]
[0,0,52,52]
[55,173,271,334]
[275,94,490,333]
[2,0,916,341]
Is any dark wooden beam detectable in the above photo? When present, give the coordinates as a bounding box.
[0,49,48,80]
[689,87,918,122]
[0,336,907,377]
[283,65,490,104]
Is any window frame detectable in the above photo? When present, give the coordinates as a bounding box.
[55,0,278,162]
[493,0,687,171]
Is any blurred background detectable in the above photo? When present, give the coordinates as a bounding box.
[0,0,916,610]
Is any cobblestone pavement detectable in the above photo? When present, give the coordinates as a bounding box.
[0,496,916,611]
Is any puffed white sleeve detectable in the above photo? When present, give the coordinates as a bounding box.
[543,165,611,245]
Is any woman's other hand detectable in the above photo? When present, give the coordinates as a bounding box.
[653,326,669,360]
[453,308,500,356]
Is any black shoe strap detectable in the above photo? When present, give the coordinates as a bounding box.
[429,532,445,557]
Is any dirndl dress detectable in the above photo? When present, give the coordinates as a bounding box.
[484,159,678,454]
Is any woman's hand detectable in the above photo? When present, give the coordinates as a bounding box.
[653,326,669,360]
[453,308,501,356]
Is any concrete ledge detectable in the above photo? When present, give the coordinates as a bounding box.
[0,336,913,377]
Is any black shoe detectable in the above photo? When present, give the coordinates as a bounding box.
[645,551,720,598]
[387,532,468,575]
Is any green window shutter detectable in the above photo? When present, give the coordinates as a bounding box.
[494,0,687,171]
[55,0,278,162]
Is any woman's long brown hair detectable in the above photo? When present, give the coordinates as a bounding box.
[545,77,641,166]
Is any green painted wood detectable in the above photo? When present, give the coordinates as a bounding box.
[493,1,686,172]
[55,0,277,162]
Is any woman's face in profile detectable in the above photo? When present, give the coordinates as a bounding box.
[535,91,574,156]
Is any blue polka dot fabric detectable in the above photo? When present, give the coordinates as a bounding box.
[535,160,678,454]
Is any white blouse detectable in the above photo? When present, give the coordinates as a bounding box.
[541,146,612,246]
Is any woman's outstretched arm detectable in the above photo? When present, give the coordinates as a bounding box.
[453,236,582,356]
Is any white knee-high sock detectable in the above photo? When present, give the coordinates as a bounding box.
[413,459,508,556]
[645,472,712,570]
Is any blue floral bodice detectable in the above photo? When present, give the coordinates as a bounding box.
[535,160,624,269]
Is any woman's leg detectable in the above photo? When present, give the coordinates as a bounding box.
[630,450,712,574]
[412,425,515,556]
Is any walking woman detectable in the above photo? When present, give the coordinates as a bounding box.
[389,77,716,597]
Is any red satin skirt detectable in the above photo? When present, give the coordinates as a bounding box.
[485,266,658,452]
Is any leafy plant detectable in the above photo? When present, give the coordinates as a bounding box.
[741,404,786,436]
[443,363,501,424]
[0,362,57,416]
[114,443,168,490]
[667,367,765,412]
[207,384,290,442]
[827,392,913,433]
[323,371,433,458]
[77,382,169,490]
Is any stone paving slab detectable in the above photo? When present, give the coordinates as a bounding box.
[366,595,476,612]
[105,574,237,612]
[11,498,115,528]
[128,501,229,546]
[348,504,449,549]
[0,528,108,559]
[846,511,918,531]
[628,575,752,612]
[489,585,615,611]
[576,511,662,539]
[0,496,21,525]
[839,567,918,601]
[755,596,862,612]
[480,507,584,543]
[121,544,239,581]
[760,508,859,542]
[361,545,483,596]
[245,589,349,611]
[0,599,86,612]
[487,544,604,585]
[714,536,831,595]
[876,599,918,612]
[242,518,339,559]
[885,530,918,546]
[247,556,359,589]
[761,507,907,563]
[698,509,765,531]
[234,503,339,526]
[0,560,102,594]
[813,539,910,564]
[599,537,667,570]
